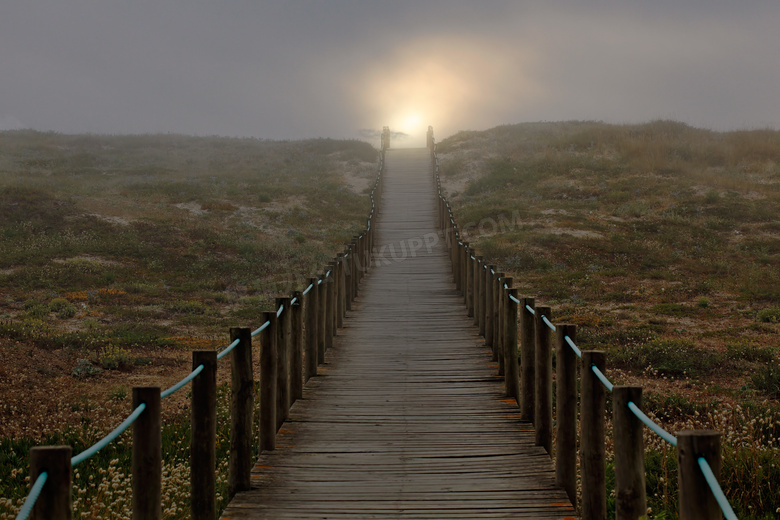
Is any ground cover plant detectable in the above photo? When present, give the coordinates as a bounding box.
[0,130,377,518]
[437,120,780,518]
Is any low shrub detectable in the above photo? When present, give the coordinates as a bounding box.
[751,363,780,399]
[610,338,717,376]
[96,345,131,370]
[49,297,77,319]
[756,307,780,323]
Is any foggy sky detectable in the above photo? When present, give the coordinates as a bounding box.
[2,1,780,146]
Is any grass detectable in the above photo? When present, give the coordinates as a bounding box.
[0,130,378,518]
[438,120,780,519]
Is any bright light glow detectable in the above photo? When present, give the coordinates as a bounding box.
[352,35,541,146]
[399,112,423,134]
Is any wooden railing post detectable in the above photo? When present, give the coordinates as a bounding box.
[484,265,495,348]
[342,250,352,312]
[347,236,362,296]
[133,386,162,519]
[305,277,319,380]
[228,328,253,500]
[451,229,457,273]
[477,257,490,338]
[275,297,292,430]
[291,291,304,403]
[678,430,722,520]
[317,274,326,364]
[474,256,483,328]
[582,350,607,520]
[325,265,335,351]
[492,273,505,363]
[555,324,578,509]
[520,297,535,421]
[504,287,520,402]
[335,255,345,328]
[534,306,552,454]
[614,385,646,520]
[191,350,217,520]
[30,446,71,520]
[497,276,512,376]
[461,243,470,305]
[465,245,474,316]
[260,311,278,452]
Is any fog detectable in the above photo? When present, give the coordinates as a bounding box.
[2,0,779,146]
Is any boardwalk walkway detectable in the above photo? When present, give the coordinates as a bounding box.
[221,148,575,519]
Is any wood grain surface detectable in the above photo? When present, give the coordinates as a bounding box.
[221,148,576,519]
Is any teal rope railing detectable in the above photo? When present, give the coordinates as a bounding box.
[432,132,739,520]
[14,473,47,520]
[9,137,386,518]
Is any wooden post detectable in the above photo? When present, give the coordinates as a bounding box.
[452,230,460,290]
[555,324,578,508]
[520,298,536,421]
[305,278,319,380]
[465,245,474,316]
[678,430,722,520]
[474,256,483,328]
[342,250,352,312]
[351,237,359,298]
[335,254,345,327]
[228,328,253,500]
[325,265,335,350]
[133,387,162,519]
[534,306,552,454]
[461,244,469,305]
[30,446,71,520]
[477,257,487,338]
[291,291,304,403]
[581,350,607,520]
[504,287,520,402]
[191,350,217,520]
[497,275,504,375]
[614,386,646,520]
[498,276,512,375]
[317,274,326,364]
[485,266,495,347]
[493,273,505,363]
[275,297,291,430]
[260,312,277,452]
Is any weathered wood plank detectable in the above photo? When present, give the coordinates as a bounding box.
[221,149,575,519]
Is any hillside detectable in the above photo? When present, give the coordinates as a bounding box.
[437,120,780,518]
[0,131,377,437]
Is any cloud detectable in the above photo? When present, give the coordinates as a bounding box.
[0,116,24,130]
[1,1,779,139]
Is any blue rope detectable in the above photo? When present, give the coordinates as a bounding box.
[525,304,536,315]
[627,401,678,447]
[161,364,204,399]
[698,457,739,520]
[276,304,284,318]
[216,337,242,360]
[591,365,614,392]
[14,472,47,520]
[302,283,314,296]
[251,320,270,337]
[542,315,556,332]
[509,294,521,305]
[71,403,147,466]
[564,335,582,358]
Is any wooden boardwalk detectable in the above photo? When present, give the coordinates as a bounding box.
[221,148,576,519]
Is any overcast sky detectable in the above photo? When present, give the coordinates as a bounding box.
[2,1,780,146]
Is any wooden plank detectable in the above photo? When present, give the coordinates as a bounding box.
[221,149,575,519]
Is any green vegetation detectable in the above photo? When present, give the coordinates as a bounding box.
[439,120,780,519]
[0,130,378,518]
